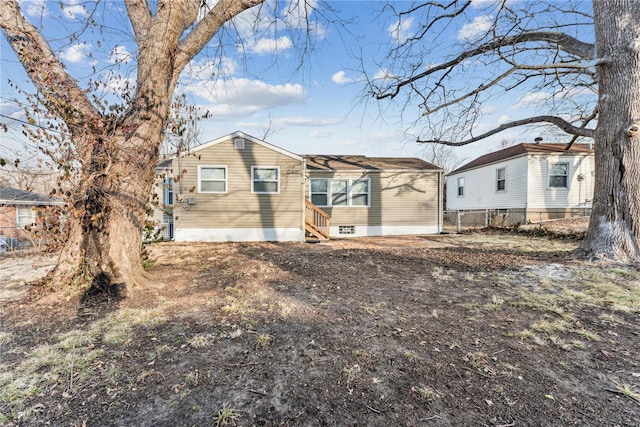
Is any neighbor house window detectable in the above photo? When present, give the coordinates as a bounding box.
[252,167,279,194]
[198,166,227,193]
[309,178,370,207]
[17,207,36,227]
[496,168,506,192]
[457,177,465,196]
[549,162,569,188]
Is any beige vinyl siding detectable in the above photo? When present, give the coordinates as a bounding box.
[307,170,440,228]
[176,138,304,230]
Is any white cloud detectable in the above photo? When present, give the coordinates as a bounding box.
[373,69,394,81]
[457,15,493,40]
[18,0,48,17]
[184,78,306,119]
[274,116,343,127]
[388,16,414,44]
[331,71,354,85]
[59,43,92,64]
[61,0,89,19]
[186,57,238,80]
[470,0,498,8]
[514,91,550,109]
[498,114,511,124]
[310,129,336,138]
[109,46,132,64]
[481,105,496,115]
[248,36,293,55]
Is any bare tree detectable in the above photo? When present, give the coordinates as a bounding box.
[0,0,328,294]
[367,0,640,262]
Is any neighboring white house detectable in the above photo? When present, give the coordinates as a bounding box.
[446,143,594,222]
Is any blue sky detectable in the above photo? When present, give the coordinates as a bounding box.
[1,0,593,168]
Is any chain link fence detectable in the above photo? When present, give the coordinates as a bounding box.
[0,226,47,253]
[443,208,592,233]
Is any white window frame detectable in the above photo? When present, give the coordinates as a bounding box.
[310,178,330,206]
[549,162,569,188]
[309,178,370,207]
[496,167,506,192]
[17,206,36,227]
[457,177,465,197]
[251,166,280,194]
[163,177,174,206]
[198,165,227,194]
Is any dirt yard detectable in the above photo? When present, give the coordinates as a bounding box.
[1,227,639,426]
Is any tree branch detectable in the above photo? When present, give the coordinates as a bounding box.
[0,1,99,132]
[174,0,265,77]
[375,31,594,100]
[124,0,152,43]
[417,115,595,146]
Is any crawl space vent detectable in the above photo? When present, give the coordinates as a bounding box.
[234,138,245,149]
[339,225,355,235]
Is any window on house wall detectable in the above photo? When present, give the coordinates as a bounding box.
[199,166,227,193]
[331,179,348,206]
[17,207,36,227]
[457,177,465,196]
[351,179,369,206]
[164,177,174,206]
[309,178,370,207]
[252,167,279,193]
[310,179,329,206]
[496,168,506,192]
[549,162,569,188]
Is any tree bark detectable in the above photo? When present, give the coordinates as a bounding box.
[579,0,640,262]
[1,0,265,294]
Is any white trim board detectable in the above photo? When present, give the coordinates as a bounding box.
[175,227,303,242]
[331,225,440,238]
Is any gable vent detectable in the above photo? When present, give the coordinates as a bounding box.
[234,138,245,149]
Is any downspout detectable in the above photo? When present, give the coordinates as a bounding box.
[301,159,307,242]
[438,170,443,233]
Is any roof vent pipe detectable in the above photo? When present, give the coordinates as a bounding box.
[534,137,543,144]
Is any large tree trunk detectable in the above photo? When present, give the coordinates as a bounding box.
[55,54,174,295]
[579,0,640,262]
[55,129,161,295]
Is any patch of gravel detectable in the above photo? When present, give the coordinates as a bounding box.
[0,253,57,301]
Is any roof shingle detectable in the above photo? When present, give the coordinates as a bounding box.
[0,186,62,205]
[303,155,440,171]
[450,143,594,175]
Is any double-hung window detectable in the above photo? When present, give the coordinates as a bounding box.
[457,177,465,197]
[496,168,506,192]
[252,167,279,194]
[350,179,369,206]
[549,162,569,188]
[198,166,227,193]
[310,179,329,206]
[310,178,370,207]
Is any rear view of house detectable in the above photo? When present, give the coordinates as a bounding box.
[152,132,443,242]
[446,143,594,224]
[305,155,443,238]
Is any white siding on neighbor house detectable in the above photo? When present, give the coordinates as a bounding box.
[446,156,528,210]
[526,154,594,209]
